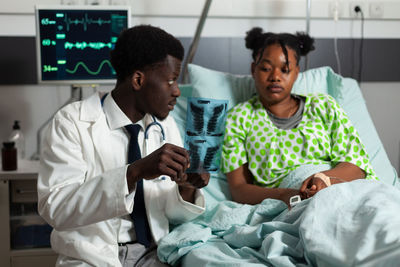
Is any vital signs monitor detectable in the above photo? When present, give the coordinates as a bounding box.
[35,6,130,84]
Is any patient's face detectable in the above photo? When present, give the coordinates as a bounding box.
[251,44,299,107]
[139,55,182,120]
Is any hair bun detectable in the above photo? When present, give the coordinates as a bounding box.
[245,27,264,50]
[295,32,315,56]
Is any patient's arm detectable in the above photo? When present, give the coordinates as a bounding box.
[321,162,366,182]
[300,162,366,198]
[227,163,299,206]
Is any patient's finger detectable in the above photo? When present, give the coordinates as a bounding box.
[300,177,312,193]
[314,179,328,191]
[307,189,317,197]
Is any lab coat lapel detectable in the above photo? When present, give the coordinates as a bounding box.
[81,92,117,172]
[91,116,117,172]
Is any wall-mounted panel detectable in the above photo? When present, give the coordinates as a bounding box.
[0,37,37,84]
[1,36,399,85]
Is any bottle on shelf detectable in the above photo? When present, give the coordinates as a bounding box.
[9,120,25,160]
[2,141,17,171]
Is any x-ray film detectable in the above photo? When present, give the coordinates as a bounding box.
[184,97,228,173]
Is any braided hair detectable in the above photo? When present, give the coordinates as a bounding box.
[110,24,184,83]
[245,27,315,68]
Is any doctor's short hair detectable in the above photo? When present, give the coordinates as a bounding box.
[245,27,315,66]
[110,24,184,82]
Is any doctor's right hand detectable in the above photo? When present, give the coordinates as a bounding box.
[126,143,190,191]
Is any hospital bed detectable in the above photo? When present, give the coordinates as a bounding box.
[156,0,400,264]
[156,64,400,266]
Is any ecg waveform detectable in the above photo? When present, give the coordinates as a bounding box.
[64,41,112,50]
[66,60,113,75]
[64,13,111,31]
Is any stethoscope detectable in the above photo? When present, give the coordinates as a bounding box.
[145,117,165,141]
[101,93,167,157]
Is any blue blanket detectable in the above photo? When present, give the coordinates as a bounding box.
[158,179,400,266]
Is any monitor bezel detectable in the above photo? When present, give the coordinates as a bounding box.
[35,5,131,85]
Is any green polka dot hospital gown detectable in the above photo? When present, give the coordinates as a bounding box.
[222,94,378,187]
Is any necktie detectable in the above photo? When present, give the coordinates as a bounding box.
[124,124,151,247]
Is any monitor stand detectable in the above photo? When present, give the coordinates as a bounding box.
[30,85,86,160]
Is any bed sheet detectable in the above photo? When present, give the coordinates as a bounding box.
[158,174,400,266]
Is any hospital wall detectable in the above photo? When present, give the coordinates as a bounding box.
[0,0,400,175]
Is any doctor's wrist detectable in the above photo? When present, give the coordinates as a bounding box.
[178,186,196,203]
[126,163,141,192]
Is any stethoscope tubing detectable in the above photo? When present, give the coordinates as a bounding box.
[145,117,165,141]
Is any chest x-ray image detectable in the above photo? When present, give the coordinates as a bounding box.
[184,97,228,173]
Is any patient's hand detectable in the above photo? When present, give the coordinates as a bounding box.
[299,174,329,199]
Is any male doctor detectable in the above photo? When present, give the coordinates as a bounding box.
[38,25,209,266]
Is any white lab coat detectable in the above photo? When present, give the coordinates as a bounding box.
[37,92,205,266]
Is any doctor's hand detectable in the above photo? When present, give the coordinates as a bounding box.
[177,172,210,203]
[126,143,190,190]
[177,172,210,189]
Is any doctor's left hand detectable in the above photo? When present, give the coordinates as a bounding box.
[176,172,210,189]
[177,172,210,203]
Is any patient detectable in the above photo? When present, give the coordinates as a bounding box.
[221,27,378,207]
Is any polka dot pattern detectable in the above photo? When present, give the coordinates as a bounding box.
[222,94,378,187]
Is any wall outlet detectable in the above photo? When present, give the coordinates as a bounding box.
[369,2,384,18]
[349,2,367,18]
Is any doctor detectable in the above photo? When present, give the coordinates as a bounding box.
[38,25,209,266]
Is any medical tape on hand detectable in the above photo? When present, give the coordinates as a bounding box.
[314,173,331,187]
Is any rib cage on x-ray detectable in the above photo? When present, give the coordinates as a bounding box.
[207,104,224,136]
[188,102,204,135]
[188,141,201,171]
[184,98,228,173]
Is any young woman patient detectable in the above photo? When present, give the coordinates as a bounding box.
[221,27,378,207]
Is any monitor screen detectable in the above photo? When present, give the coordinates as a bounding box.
[35,6,130,84]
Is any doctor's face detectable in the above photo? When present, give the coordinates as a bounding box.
[140,55,182,120]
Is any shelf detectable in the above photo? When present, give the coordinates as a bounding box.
[0,163,57,267]
[0,160,39,181]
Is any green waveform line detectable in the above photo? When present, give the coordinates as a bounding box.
[65,60,112,76]
[64,13,111,31]
[64,41,112,50]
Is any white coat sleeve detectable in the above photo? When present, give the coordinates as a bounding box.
[162,116,206,224]
[37,112,132,231]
